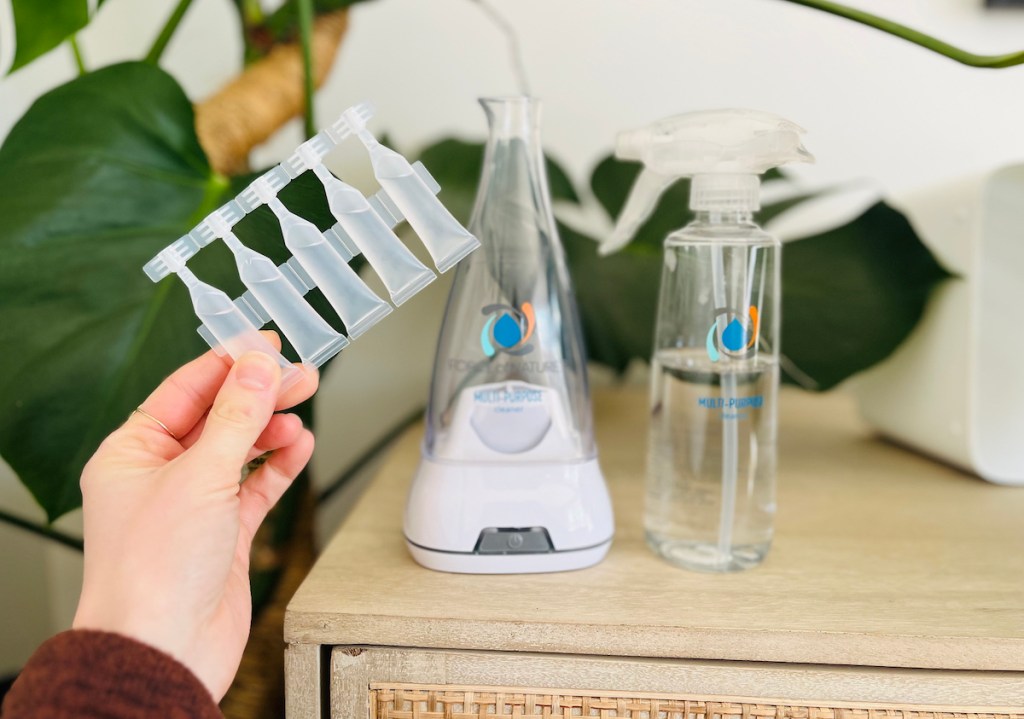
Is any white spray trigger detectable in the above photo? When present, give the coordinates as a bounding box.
[601,109,813,256]
[601,168,674,256]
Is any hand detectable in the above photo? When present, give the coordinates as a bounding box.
[72,333,319,701]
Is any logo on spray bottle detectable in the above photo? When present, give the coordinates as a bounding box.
[705,305,759,362]
[480,302,535,357]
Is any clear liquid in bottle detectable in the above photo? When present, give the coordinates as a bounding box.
[645,346,778,572]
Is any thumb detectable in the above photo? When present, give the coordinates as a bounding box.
[191,351,282,477]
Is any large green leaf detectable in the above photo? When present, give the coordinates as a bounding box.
[781,202,951,389]
[559,222,661,373]
[0,61,392,520]
[0,63,229,520]
[9,0,89,74]
[584,154,951,385]
[560,200,951,385]
[422,141,950,387]
[591,155,692,256]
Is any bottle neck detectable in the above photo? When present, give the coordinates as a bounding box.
[469,96,555,241]
[694,209,756,225]
[689,174,760,217]
[480,95,539,141]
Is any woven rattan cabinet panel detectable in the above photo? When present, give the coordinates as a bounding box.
[326,647,1024,718]
[285,389,1024,718]
[370,687,1024,719]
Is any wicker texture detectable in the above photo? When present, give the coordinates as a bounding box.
[371,686,1024,719]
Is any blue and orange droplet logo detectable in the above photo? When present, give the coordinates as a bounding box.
[481,302,535,357]
[706,305,759,362]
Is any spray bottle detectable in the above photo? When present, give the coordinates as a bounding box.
[603,109,812,572]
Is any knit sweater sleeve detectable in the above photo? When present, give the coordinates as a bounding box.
[2,630,223,719]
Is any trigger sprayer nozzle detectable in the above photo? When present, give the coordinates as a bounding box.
[601,109,813,255]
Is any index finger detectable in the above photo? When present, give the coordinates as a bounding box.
[130,331,318,441]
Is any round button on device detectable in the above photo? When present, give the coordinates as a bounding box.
[507,533,524,549]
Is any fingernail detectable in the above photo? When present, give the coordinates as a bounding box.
[236,352,279,390]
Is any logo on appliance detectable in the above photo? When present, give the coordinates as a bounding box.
[705,305,759,362]
[480,302,535,357]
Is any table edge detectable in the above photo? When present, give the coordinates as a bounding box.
[283,609,1024,672]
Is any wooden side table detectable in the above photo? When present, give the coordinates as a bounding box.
[284,388,1024,718]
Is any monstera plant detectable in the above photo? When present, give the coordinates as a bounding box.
[0,0,1021,712]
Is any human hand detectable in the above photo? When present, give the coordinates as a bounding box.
[72,333,319,701]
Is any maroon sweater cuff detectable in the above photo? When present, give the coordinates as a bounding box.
[2,629,222,719]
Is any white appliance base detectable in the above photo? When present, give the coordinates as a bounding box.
[406,539,612,574]
[404,456,614,574]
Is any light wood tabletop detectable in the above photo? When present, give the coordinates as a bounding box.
[286,386,1024,673]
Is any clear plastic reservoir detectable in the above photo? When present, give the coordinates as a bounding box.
[422,97,595,463]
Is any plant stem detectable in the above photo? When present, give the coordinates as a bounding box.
[471,0,531,95]
[780,0,1024,68]
[240,0,265,25]
[69,36,87,75]
[145,0,197,65]
[237,0,267,65]
[0,509,84,552]
[297,0,317,139]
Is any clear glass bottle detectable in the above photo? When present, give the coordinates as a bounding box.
[645,209,780,572]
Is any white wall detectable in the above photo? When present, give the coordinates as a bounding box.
[3,0,1024,674]
[328,0,1024,195]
